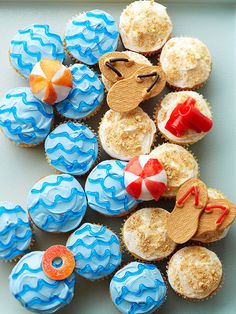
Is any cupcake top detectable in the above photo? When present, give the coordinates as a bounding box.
[0,87,53,146]
[0,201,32,261]
[167,246,222,299]
[99,107,156,160]
[85,160,139,216]
[9,251,75,313]
[156,91,212,144]
[9,24,65,78]
[160,37,212,89]
[110,262,167,314]
[65,9,119,65]
[56,64,104,119]
[45,122,98,176]
[27,174,87,233]
[119,0,172,53]
[123,208,176,261]
[149,143,199,197]
[66,223,122,280]
[208,188,226,200]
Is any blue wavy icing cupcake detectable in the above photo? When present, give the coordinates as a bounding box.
[110,262,167,314]
[0,201,33,262]
[9,24,65,79]
[85,160,139,217]
[65,10,119,65]
[56,64,104,120]
[0,87,53,147]
[9,251,75,313]
[28,174,87,233]
[45,121,98,176]
[66,223,122,280]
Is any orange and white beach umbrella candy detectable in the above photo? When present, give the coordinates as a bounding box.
[29,59,72,105]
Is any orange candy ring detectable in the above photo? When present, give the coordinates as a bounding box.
[42,245,75,280]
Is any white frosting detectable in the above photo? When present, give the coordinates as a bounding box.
[157,91,212,144]
[119,1,172,52]
[160,37,212,88]
[167,246,222,299]
[123,208,176,260]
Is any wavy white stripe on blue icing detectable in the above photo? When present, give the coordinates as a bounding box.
[9,24,65,78]
[45,122,98,175]
[0,87,53,145]
[65,10,119,65]
[56,64,104,119]
[28,174,87,232]
[66,223,122,280]
[110,262,167,314]
[0,201,32,261]
[9,251,75,313]
[85,160,139,216]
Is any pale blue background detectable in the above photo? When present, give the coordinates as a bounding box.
[0,1,235,313]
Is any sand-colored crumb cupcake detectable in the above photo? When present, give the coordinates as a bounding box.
[155,91,213,145]
[101,50,152,91]
[167,246,223,300]
[122,208,176,261]
[160,37,212,90]
[99,107,156,160]
[149,143,199,197]
[119,0,172,55]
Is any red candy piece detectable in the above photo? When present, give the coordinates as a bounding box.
[165,97,213,137]
[42,245,75,280]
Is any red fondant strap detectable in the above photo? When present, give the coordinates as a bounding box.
[204,205,229,224]
[177,186,199,206]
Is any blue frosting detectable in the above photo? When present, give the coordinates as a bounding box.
[45,121,98,176]
[56,64,104,119]
[66,223,122,280]
[0,201,32,261]
[28,174,87,233]
[110,262,167,314]
[65,10,119,65]
[0,87,53,146]
[9,24,65,78]
[9,251,75,313]
[85,160,139,216]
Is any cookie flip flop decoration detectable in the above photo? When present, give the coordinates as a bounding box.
[99,52,145,83]
[107,65,166,113]
[167,178,208,244]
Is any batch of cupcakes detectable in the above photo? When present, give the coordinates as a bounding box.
[0,1,235,313]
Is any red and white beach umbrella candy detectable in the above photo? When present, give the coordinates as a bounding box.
[124,155,167,201]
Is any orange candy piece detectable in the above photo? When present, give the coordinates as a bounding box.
[42,245,75,280]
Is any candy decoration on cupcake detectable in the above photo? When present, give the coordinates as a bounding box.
[29,59,72,105]
[42,245,75,280]
[124,155,167,201]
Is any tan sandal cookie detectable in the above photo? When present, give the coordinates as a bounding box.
[99,52,144,83]
[167,178,208,244]
[107,65,166,112]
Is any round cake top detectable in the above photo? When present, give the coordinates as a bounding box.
[85,160,139,216]
[9,24,65,78]
[66,223,122,280]
[29,59,73,105]
[9,251,75,313]
[160,37,212,88]
[149,143,199,197]
[157,91,212,144]
[27,174,87,233]
[123,208,176,261]
[167,246,222,299]
[0,87,53,146]
[56,63,104,119]
[45,121,98,176]
[119,0,172,53]
[65,10,119,65]
[208,188,226,200]
[110,261,167,314]
[0,201,32,261]
[99,107,156,160]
